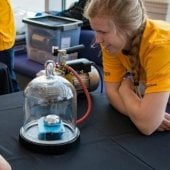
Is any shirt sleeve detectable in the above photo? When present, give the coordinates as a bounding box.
[102,48,127,83]
[144,43,170,94]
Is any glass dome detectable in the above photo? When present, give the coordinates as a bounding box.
[19,60,80,154]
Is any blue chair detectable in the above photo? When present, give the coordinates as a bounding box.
[78,30,102,66]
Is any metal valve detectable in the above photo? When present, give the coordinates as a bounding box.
[52,44,85,56]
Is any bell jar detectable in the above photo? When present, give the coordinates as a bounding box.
[19,60,80,154]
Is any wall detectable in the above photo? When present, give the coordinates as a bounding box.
[11,0,78,34]
[11,0,77,13]
[144,0,170,21]
[11,0,45,12]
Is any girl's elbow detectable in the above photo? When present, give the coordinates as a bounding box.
[137,122,159,136]
[133,115,160,136]
[139,128,156,136]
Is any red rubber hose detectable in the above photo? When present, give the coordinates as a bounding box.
[65,65,92,125]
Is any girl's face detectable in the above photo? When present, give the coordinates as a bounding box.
[89,16,128,54]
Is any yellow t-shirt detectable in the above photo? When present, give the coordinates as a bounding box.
[103,19,170,94]
[0,0,16,51]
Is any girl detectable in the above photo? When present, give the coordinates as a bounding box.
[84,0,170,135]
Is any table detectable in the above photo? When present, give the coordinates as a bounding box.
[0,91,170,170]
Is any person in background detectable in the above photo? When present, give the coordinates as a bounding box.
[0,155,11,170]
[0,0,20,92]
[84,0,170,135]
[56,0,91,30]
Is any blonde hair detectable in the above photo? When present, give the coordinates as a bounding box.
[84,0,146,35]
[84,0,147,87]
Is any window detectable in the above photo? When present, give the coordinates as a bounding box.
[11,0,78,13]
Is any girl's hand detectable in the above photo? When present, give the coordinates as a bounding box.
[119,77,134,94]
[157,113,170,131]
